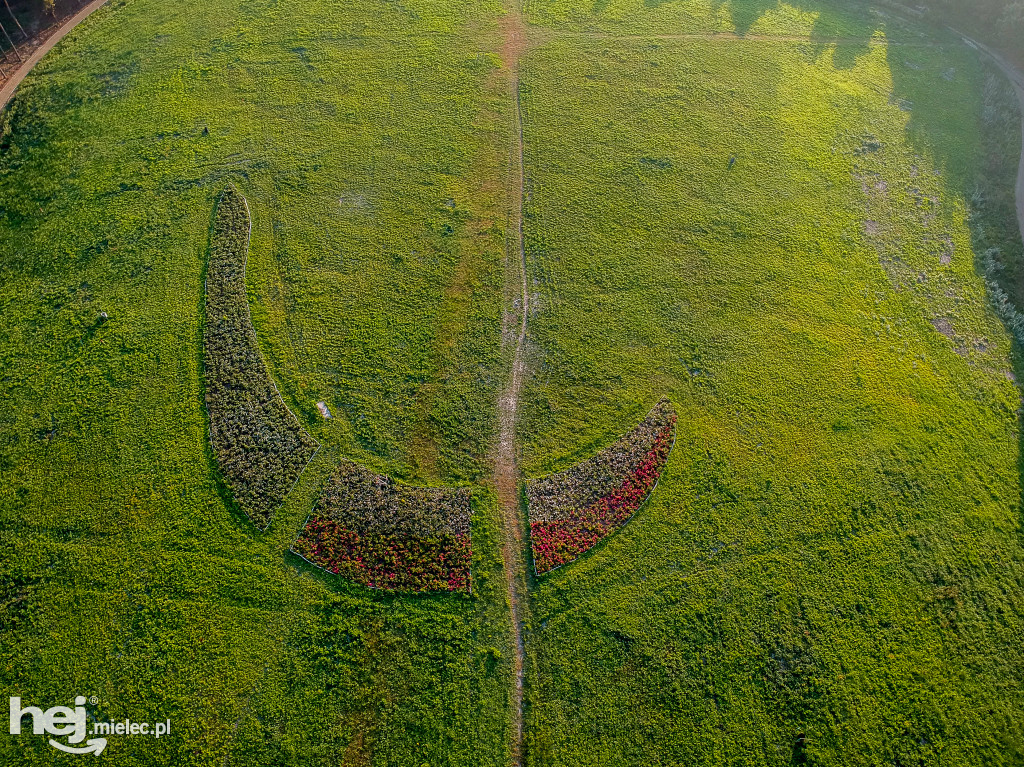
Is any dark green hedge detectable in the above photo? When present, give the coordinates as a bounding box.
[203,185,317,528]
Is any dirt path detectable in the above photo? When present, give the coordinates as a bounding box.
[953,32,1024,248]
[496,9,530,767]
[0,0,109,112]
[563,29,943,47]
[486,17,951,767]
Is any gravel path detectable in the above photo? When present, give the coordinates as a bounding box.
[0,0,109,112]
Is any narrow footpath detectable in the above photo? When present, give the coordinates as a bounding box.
[495,9,530,767]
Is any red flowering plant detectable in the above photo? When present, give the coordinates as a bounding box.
[292,460,472,593]
[527,399,676,575]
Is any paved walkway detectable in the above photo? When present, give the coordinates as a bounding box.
[0,0,109,112]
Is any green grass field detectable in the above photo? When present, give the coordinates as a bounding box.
[517,3,1024,764]
[1,0,1023,764]
[0,0,515,764]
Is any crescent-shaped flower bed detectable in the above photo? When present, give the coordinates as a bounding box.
[292,460,473,593]
[527,399,676,575]
[204,185,318,528]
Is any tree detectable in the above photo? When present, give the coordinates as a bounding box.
[2,0,25,40]
[0,18,21,62]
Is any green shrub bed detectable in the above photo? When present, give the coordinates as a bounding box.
[527,399,676,574]
[204,185,318,528]
[292,460,473,593]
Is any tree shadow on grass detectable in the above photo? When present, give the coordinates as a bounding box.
[879,22,1024,543]
[831,13,1024,755]
[720,3,1024,547]
[711,0,874,67]
[549,0,1024,752]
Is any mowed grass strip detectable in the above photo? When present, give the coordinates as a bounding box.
[204,184,318,528]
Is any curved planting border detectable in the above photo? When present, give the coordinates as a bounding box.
[526,399,677,575]
[203,185,319,529]
[292,460,473,594]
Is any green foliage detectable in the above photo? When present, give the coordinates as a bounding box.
[529,417,674,575]
[0,0,512,764]
[295,518,472,593]
[311,459,472,538]
[517,10,1024,766]
[527,398,675,521]
[204,185,318,528]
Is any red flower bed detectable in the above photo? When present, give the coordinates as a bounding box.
[527,400,676,575]
[292,461,472,594]
[294,518,470,593]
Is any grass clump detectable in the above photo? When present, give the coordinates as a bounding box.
[204,184,317,528]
